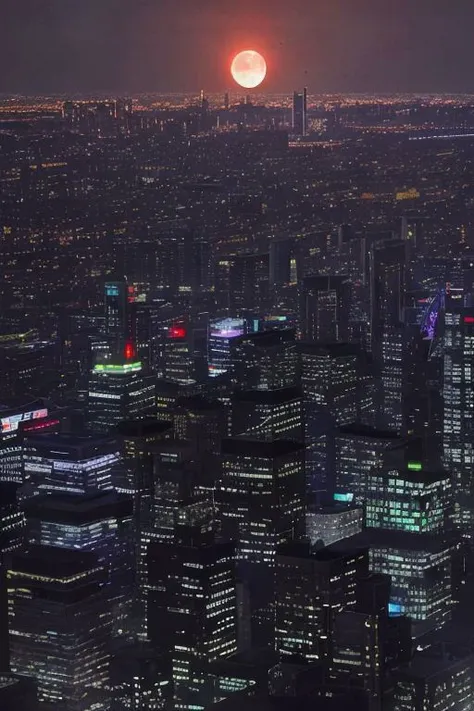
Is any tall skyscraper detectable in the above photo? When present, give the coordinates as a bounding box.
[335,424,402,504]
[231,386,304,443]
[219,438,305,646]
[275,542,368,661]
[208,318,246,378]
[231,329,299,392]
[443,303,474,533]
[365,451,454,636]
[292,88,307,136]
[117,419,173,637]
[299,342,361,496]
[148,524,237,710]
[88,355,155,434]
[104,280,132,355]
[299,276,351,342]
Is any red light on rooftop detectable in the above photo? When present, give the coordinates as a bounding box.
[124,341,136,360]
[169,325,186,339]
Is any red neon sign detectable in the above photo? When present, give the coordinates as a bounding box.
[22,418,60,432]
[464,317,474,324]
[168,325,186,339]
[124,341,136,360]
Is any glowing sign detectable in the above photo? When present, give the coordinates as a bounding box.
[22,418,60,433]
[210,318,245,339]
[124,341,136,360]
[407,461,422,471]
[333,492,354,503]
[464,316,474,324]
[105,284,120,297]
[93,362,142,374]
[1,408,48,434]
[388,602,402,616]
[169,325,186,339]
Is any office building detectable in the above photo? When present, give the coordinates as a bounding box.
[292,88,307,136]
[443,304,474,533]
[269,238,292,289]
[88,355,155,434]
[364,453,453,635]
[219,438,305,565]
[104,280,132,354]
[209,318,246,377]
[148,529,237,710]
[393,644,474,711]
[380,324,403,431]
[117,419,173,637]
[8,546,112,710]
[0,482,25,557]
[23,433,120,494]
[0,398,60,485]
[231,329,298,391]
[162,322,196,385]
[370,240,406,355]
[231,386,304,442]
[24,491,134,637]
[299,342,361,496]
[299,276,351,342]
[275,543,369,661]
[335,424,402,505]
[110,643,171,711]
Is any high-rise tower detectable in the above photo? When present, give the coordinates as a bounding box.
[292,88,307,136]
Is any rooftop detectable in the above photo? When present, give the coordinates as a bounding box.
[222,438,305,458]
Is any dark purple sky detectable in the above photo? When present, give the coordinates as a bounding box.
[1,0,473,94]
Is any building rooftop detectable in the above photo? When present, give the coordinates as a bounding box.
[327,530,457,554]
[116,418,172,438]
[23,490,133,524]
[337,423,403,440]
[396,646,474,682]
[25,432,118,452]
[298,342,360,358]
[222,438,305,458]
[175,394,225,412]
[235,329,296,348]
[232,386,302,405]
[8,545,101,578]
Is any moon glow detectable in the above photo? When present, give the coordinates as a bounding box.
[230,50,267,89]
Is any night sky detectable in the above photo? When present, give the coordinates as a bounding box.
[1,0,474,94]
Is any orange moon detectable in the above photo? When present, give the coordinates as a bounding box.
[230,50,267,89]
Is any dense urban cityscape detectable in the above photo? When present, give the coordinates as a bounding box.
[3,45,474,711]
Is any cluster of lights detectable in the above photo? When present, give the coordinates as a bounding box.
[94,362,142,374]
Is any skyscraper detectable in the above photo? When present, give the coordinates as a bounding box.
[292,88,307,136]
[88,356,155,434]
[148,526,237,710]
[443,303,474,533]
[104,280,132,355]
[299,276,351,342]
[275,542,368,661]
